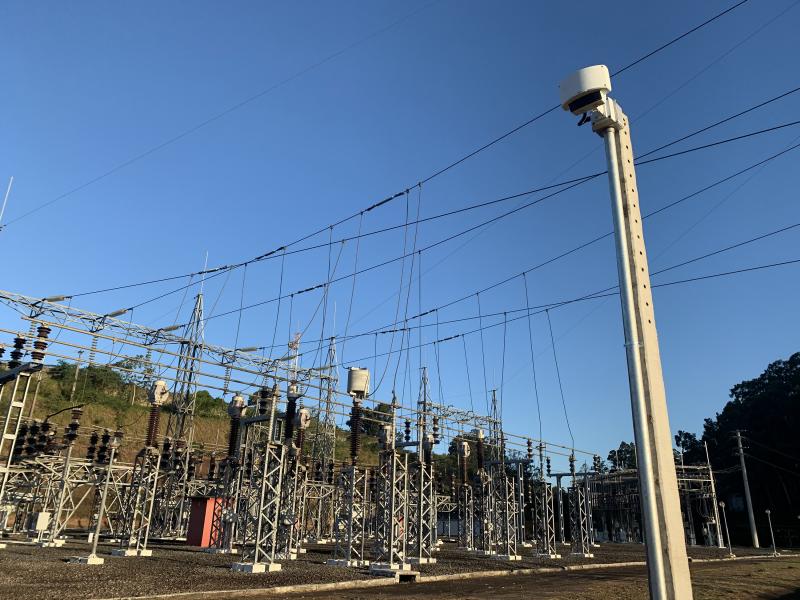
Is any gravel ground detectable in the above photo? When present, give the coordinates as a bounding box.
[0,537,784,599]
[316,556,800,600]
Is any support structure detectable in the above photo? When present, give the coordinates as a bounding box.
[735,430,759,548]
[560,65,692,599]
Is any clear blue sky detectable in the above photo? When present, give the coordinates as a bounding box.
[2,0,799,468]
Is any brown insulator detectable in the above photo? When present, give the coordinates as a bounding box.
[85,431,98,461]
[476,437,485,471]
[12,423,28,463]
[25,421,40,455]
[349,403,362,465]
[258,387,270,415]
[284,395,297,443]
[461,457,469,486]
[295,427,305,454]
[37,421,52,454]
[227,417,240,458]
[145,403,161,447]
[160,438,172,469]
[8,336,26,369]
[64,407,82,445]
[97,430,111,464]
[404,419,411,443]
[31,325,51,362]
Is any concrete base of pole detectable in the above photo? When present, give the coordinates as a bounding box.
[326,558,369,567]
[70,554,105,565]
[231,561,282,573]
[112,548,151,557]
[204,547,238,554]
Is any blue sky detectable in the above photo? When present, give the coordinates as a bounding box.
[2,1,799,469]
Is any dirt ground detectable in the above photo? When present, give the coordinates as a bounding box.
[0,539,795,599]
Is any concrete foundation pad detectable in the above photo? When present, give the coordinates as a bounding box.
[409,557,437,564]
[111,549,139,557]
[370,562,412,573]
[204,547,238,555]
[0,543,6,549]
[572,553,594,558]
[70,554,105,565]
[326,559,369,567]
[232,562,282,573]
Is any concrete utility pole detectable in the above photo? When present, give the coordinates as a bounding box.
[704,442,725,549]
[559,65,692,599]
[735,430,759,548]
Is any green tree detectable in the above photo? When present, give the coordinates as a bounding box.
[607,441,636,471]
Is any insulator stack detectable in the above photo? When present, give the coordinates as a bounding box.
[314,462,323,481]
[227,418,241,458]
[569,453,576,477]
[86,431,99,461]
[476,436,485,471]
[0,345,5,367]
[349,402,362,465]
[30,325,51,363]
[404,419,411,443]
[295,426,305,454]
[160,438,173,469]
[63,407,82,445]
[222,366,232,396]
[527,439,534,462]
[546,456,552,478]
[12,423,28,463]
[461,455,469,485]
[8,336,26,369]
[88,335,99,366]
[284,390,297,443]
[432,416,440,444]
[208,453,217,480]
[450,473,456,497]
[258,387,271,415]
[25,422,40,455]
[96,430,111,464]
[145,404,161,448]
[327,462,335,484]
[227,394,245,458]
[37,421,52,454]
[187,453,197,480]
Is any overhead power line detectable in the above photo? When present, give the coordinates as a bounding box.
[242,218,800,356]
[65,110,800,321]
[336,256,800,368]
[188,123,800,327]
